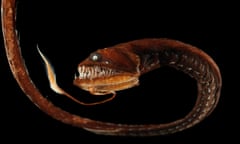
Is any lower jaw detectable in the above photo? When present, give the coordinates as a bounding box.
[73,77,139,93]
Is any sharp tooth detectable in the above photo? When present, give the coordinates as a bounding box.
[80,72,83,79]
[79,73,82,78]
[78,67,82,73]
[91,68,95,78]
[109,69,113,75]
[94,66,97,73]
[88,67,91,75]
[82,73,85,79]
[87,72,90,78]
[82,66,85,73]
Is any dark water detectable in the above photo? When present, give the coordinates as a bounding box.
[1,0,233,143]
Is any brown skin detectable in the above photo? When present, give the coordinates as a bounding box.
[73,47,141,95]
[2,0,221,136]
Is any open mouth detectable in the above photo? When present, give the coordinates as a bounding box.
[74,65,140,93]
[75,65,120,80]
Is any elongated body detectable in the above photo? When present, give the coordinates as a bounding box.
[74,38,222,135]
[2,0,221,136]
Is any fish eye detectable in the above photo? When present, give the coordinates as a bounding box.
[90,52,101,61]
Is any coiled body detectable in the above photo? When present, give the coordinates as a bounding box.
[75,38,222,135]
[2,0,221,136]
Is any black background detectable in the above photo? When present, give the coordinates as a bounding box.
[1,0,236,143]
